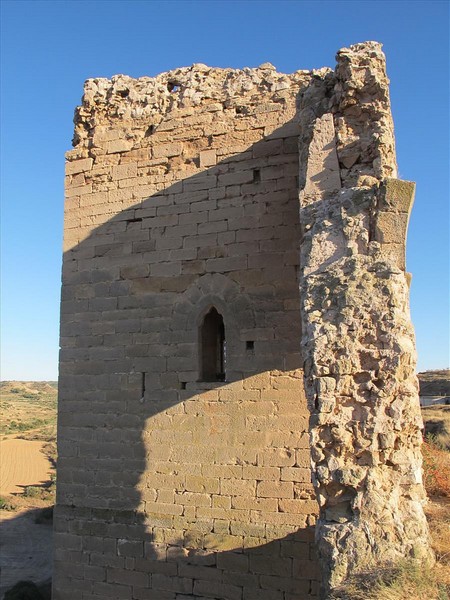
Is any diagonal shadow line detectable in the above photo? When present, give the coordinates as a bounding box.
[54,114,322,598]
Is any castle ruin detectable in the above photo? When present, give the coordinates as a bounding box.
[55,42,431,599]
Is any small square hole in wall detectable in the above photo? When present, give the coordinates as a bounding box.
[167,81,180,93]
[253,169,261,183]
[246,341,255,351]
[180,382,187,390]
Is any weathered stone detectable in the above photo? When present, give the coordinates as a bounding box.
[299,42,431,597]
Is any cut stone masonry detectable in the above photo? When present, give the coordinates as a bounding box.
[56,42,431,600]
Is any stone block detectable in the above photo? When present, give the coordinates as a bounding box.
[200,149,217,167]
[253,139,283,158]
[112,163,137,180]
[203,533,243,551]
[257,481,294,499]
[221,478,256,497]
[106,139,133,154]
[205,256,247,272]
[378,178,415,213]
[374,211,408,244]
[152,574,193,594]
[185,476,220,494]
[65,158,93,175]
[258,448,296,467]
[66,184,93,198]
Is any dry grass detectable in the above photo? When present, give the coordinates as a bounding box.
[422,405,450,451]
[422,437,450,496]
[330,561,447,600]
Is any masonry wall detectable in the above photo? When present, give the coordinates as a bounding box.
[56,65,320,599]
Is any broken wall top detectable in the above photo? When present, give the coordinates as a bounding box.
[69,41,397,188]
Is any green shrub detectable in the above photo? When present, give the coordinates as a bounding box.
[0,495,16,510]
[23,486,41,498]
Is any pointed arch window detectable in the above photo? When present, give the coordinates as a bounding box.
[200,307,226,382]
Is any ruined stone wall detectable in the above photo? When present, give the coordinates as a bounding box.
[56,42,431,600]
[56,65,320,599]
[297,43,431,595]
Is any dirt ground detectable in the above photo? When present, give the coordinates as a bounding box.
[0,436,54,598]
[0,507,53,598]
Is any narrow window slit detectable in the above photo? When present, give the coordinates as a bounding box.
[253,169,261,183]
[200,307,226,382]
[141,372,146,397]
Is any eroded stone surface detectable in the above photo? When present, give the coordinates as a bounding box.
[298,42,431,596]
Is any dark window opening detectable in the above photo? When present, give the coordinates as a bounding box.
[253,169,261,183]
[200,307,226,382]
[246,340,254,351]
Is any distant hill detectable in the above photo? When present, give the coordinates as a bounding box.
[0,382,57,439]
[417,370,450,397]
[0,381,57,395]
[2,375,449,397]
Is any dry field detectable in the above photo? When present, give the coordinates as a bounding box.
[0,381,56,507]
[0,381,57,598]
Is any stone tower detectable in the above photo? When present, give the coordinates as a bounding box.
[55,42,431,599]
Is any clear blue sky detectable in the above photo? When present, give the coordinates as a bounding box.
[1,0,449,380]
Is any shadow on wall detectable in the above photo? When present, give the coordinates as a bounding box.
[55,116,320,598]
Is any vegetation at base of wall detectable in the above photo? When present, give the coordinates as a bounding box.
[22,479,56,502]
[422,436,450,496]
[22,486,41,498]
[422,406,450,451]
[329,560,448,600]
[0,495,16,511]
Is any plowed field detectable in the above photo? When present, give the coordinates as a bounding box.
[0,439,53,495]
